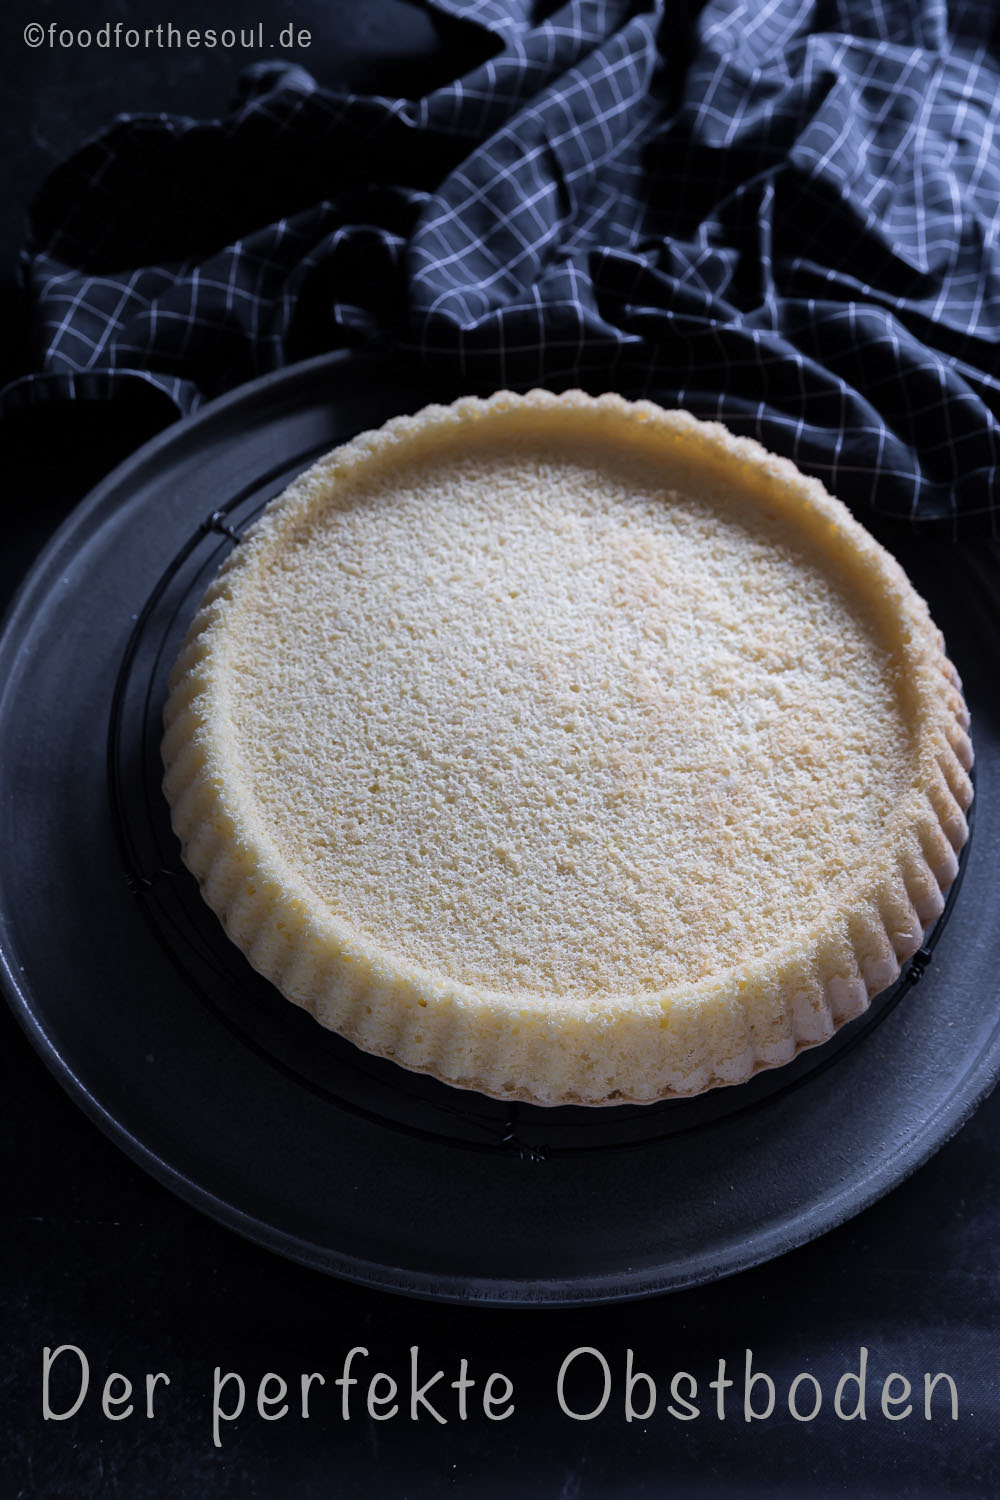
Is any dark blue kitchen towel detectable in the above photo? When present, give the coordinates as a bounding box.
[5,0,1000,531]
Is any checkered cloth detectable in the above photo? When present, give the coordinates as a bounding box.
[6,0,1000,531]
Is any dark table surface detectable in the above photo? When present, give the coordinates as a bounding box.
[3,3,1000,1496]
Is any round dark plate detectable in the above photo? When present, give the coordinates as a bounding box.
[1,351,998,1306]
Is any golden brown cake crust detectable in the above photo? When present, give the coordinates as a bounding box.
[162,392,973,1105]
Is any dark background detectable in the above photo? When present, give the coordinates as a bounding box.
[2,3,999,1496]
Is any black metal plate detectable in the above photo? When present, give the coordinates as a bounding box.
[1,350,998,1305]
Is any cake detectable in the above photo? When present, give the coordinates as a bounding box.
[161,391,973,1106]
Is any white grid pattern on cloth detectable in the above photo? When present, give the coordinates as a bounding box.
[4,0,1000,534]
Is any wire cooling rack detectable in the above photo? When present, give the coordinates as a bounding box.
[104,451,974,1164]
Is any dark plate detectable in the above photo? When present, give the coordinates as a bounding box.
[1,351,998,1306]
